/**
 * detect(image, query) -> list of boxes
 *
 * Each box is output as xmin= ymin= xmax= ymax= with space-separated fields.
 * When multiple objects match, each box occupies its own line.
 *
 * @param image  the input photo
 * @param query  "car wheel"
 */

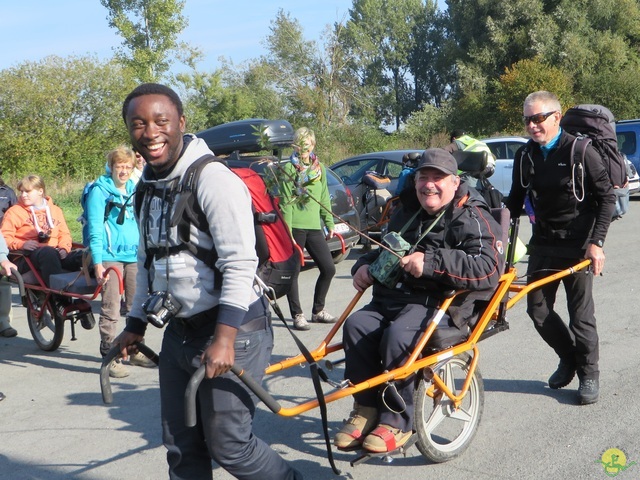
xmin=331 ymin=247 xmax=351 ymax=264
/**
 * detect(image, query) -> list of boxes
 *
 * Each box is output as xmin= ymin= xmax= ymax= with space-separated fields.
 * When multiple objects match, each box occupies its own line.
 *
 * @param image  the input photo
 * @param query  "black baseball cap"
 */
xmin=415 ymin=148 xmax=458 ymax=176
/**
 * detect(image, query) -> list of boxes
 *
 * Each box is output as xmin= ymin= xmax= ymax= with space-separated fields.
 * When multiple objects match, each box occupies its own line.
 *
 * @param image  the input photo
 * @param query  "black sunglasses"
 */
xmin=523 ymin=111 xmax=557 ymax=125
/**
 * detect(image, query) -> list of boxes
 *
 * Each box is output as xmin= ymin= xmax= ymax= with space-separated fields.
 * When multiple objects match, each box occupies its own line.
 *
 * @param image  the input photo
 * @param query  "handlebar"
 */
xmin=184 ymin=364 xmax=282 ymax=427
xmin=100 ymin=342 xmax=159 ymax=404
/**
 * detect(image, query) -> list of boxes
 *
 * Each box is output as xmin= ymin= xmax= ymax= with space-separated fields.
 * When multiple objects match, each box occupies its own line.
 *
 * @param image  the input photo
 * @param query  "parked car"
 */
xmin=615 ymin=120 xmax=640 ymax=194
xmin=330 ymin=150 xmax=423 ymax=209
xmin=196 ymin=120 xmax=361 ymax=263
xmin=330 ymin=150 xmax=422 ymax=243
xmin=481 ymin=136 xmax=529 ymax=198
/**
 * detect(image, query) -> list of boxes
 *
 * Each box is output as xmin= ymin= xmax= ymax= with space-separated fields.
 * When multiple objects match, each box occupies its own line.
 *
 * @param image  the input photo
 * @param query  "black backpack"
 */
xmin=135 ymin=155 xmax=299 ymax=298
xmin=559 ymin=104 xmax=630 ymax=220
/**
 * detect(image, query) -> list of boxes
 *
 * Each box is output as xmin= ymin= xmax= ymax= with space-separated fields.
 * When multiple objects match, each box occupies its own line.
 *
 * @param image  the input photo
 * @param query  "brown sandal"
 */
xmin=333 ymin=404 xmax=378 ymax=450
xmin=362 ymin=424 xmax=412 ymax=453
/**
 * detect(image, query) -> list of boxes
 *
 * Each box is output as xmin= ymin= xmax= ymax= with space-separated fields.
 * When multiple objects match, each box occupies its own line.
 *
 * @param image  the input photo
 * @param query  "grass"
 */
xmin=51 ymin=179 xmax=86 ymax=244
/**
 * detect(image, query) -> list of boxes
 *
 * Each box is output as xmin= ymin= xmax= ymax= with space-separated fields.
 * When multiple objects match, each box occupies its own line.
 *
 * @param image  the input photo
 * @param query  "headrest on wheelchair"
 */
xmin=452 ymin=150 xmax=488 ymax=175
xmin=402 ymin=152 xmax=421 ymax=168
xmin=362 ymin=171 xmax=391 ymax=190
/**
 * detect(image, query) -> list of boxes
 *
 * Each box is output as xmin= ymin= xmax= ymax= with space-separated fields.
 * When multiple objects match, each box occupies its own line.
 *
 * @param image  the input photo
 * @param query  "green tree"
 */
xmin=100 ymin=0 xmax=195 ymax=82
xmin=407 ymin=0 xmax=452 ymax=108
xmin=0 ymin=55 xmax=135 ymax=180
xmin=496 ymin=57 xmax=573 ymax=132
xmin=259 ymin=10 xmax=357 ymax=128
xmin=343 ymin=0 xmax=424 ymax=129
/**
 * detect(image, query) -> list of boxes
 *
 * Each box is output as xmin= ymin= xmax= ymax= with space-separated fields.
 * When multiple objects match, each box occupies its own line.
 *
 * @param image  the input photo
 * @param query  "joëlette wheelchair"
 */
xmin=99 ymin=213 xmax=592 ymax=470
xmin=8 ymin=245 xmax=123 ymax=351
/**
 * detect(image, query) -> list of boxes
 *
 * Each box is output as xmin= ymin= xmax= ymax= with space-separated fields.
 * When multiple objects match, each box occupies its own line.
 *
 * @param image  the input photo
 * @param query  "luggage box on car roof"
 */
xmin=196 ymin=119 xmax=294 ymax=155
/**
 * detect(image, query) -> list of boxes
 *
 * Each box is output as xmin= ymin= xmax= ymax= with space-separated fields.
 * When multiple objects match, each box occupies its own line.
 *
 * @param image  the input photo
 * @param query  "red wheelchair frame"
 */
xmin=8 ymin=245 xmax=123 ymax=351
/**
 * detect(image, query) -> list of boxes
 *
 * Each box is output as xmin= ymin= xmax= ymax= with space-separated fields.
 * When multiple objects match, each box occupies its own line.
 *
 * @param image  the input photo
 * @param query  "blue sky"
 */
xmin=0 ymin=0 xmax=361 ymax=73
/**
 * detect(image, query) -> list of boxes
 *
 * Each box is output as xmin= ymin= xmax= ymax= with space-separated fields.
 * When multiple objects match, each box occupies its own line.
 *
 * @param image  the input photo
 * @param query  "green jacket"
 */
xmin=279 ymin=162 xmax=335 ymax=231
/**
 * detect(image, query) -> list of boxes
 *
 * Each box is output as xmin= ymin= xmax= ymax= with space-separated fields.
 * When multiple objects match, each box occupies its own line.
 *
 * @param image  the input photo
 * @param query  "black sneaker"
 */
xmin=79 ymin=313 xmax=96 ymax=330
xmin=548 ymin=360 xmax=576 ymax=389
xmin=578 ymin=378 xmax=599 ymax=405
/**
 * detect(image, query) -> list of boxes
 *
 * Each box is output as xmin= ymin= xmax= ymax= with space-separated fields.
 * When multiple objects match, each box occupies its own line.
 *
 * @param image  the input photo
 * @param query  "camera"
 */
xmin=38 ymin=231 xmax=51 ymax=243
xmin=142 ymin=291 xmax=182 ymax=328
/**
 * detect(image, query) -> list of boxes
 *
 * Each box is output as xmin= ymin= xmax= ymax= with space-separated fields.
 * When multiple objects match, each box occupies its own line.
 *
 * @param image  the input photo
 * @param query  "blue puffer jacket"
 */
xmin=86 ymin=174 xmax=139 ymax=265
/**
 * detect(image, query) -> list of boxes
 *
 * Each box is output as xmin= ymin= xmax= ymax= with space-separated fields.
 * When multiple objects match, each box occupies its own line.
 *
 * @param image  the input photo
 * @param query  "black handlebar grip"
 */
xmin=100 ymin=346 xmax=121 ymax=404
xmin=185 ymin=365 xmax=206 ymax=427
xmin=230 ymin=365 xmax=281 ymax=414
xmin=100 ymin=342 xmax=159 ymax=404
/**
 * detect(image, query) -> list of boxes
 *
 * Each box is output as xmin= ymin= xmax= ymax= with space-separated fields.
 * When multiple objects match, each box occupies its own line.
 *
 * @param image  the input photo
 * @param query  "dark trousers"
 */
xmin=287 ymin=228 xmax=336 ymax=316
xmin=18 ymin=246 xmax=76 ymax=286
xmin=342 ymin=300 xmax=440 ymax=433
xmin=159 ymin=300 xmax=301 ymax=480
xmin=526 ymin=254 xmax=599 ymax=379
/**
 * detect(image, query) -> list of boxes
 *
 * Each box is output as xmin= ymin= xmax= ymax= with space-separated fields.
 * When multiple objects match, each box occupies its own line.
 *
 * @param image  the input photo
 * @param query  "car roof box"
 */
xmin=196 ymin=119 xmax=294 ymax=155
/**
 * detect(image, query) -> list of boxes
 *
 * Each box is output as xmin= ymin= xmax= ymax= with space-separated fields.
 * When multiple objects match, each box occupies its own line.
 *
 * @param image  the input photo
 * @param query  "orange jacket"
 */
xmin=0 ymin=197 xmax=72 ymax=252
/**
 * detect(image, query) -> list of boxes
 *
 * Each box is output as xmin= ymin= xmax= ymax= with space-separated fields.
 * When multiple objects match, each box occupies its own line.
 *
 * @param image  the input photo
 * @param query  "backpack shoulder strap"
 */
xmin=170 ymin=153 xmax=218 ymax=234
xmin=570 ymin=137 xmax=590 ymax=202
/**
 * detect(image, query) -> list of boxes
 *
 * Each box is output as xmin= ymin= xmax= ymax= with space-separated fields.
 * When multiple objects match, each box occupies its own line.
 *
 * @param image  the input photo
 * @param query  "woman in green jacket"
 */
xmin=279 ymin=127 xmax=337 ymax=330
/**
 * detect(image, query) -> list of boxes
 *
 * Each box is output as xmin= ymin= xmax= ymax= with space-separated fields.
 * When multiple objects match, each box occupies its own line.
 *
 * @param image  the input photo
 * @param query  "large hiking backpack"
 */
xmin=135 ymin=155 xmax=299 ymax=299
xmin=559 ymin=104 xmax=630 ymax=220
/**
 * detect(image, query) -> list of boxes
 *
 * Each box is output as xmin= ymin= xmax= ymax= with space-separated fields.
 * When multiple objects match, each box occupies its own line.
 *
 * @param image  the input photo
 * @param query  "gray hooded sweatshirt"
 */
xmin=127 ymin=135 xmax=259 ymax=332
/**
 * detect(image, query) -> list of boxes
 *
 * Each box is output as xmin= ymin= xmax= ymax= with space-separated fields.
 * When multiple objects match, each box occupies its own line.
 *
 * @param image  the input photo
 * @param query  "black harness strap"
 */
xmin=262 ymin=288 xmax=342 ymax=476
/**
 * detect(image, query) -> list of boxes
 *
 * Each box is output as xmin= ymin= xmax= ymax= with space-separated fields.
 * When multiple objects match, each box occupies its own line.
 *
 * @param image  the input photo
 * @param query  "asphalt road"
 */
xmin=2 ymin=201 xmax=640 ymax=480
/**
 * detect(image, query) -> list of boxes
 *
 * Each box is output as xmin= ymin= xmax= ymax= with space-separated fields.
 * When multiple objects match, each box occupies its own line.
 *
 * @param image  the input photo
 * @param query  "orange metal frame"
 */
xmin=263 ymin=259 xmax=592 ymax=417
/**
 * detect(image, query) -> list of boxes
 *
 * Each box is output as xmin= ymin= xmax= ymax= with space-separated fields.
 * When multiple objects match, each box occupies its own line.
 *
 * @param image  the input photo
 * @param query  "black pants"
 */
xmin=526 ymin=254 xmax=599 ymax=379
xmin=18 ymin=246 xmax=76 ymax=286
xmin=343 ymin=300 xmax=444 ymax=433
xmin=287 ymin=228 xmax=336 ymax=316
xmin=160 ymin=298 xmax=301 ymax=480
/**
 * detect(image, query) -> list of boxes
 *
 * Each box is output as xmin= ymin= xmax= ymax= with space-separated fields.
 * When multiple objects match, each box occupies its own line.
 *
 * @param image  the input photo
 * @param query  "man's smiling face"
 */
xmin=125 ymin=93 xmax=185 ymax=173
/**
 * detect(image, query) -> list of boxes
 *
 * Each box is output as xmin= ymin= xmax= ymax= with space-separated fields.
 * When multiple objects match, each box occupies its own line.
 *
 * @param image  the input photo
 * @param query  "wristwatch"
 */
xmin=589 ymin=239 xmax=604 ymax=248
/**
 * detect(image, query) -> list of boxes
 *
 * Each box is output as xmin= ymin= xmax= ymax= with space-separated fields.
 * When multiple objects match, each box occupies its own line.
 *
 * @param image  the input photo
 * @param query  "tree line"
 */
xmin=2 ymin=0 xmax=640 ymax=182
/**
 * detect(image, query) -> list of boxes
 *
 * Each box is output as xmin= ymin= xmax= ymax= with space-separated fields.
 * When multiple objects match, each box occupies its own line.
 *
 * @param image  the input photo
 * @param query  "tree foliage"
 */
xmin=100 ymin=0 xmax=194 ymax=82
xmin=0 ymin=56 xmax=136 ymax=181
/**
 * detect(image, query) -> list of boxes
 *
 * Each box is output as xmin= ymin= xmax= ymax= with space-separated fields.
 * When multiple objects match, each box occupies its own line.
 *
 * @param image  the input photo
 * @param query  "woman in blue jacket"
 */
xmin=87 ymin=146 xmax=150 ymax=377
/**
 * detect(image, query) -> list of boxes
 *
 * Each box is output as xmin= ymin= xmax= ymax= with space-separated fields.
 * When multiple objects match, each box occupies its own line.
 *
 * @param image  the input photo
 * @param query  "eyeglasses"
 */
xmin=523 ymin=111 xmax=557 ymax=125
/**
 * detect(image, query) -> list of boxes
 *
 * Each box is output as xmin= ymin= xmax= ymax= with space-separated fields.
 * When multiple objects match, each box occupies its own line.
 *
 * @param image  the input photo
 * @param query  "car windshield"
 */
xmin=332 ymin=158 xmax=379 ymax=184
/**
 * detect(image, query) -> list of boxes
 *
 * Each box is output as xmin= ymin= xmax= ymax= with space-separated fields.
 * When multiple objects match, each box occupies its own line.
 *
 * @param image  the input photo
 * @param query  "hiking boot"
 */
xmin=334 ymin=404 xmax=378 ymax=450
xmin=548 ymin=360 xmax=576 ymax=389
xmin=311 ymin=310 xmax=337 ymax=324
xmin=293 ymin=314 xmax=310 ymax=331
xmin=0 ymin=327 xmax=17 ymax=337
xmin=109 ymin=359 xmax=130 ymax=378
xmin=129 ymin=352 xmax=157 ymax=368
xmin=578 ymin=378 xmax=599 ymax=405
xmin=362 ymin=424 xmax=412 ymax=453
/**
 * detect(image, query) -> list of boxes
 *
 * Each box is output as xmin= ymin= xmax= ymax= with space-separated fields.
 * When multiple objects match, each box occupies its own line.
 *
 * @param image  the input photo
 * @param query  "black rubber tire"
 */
xmin=414 ymin=353 xmax=484 ymax=463
xmin=331 ymin=247 xmax=351 ymax=264
xmin=26 ymin=291 xmax=64 ymax=352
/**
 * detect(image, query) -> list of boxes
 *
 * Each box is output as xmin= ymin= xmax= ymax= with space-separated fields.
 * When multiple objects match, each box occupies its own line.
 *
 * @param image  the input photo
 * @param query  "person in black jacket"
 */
xmin=506 ymin=91 xmax=615 ymax=405
xmin=334 ymin=148 xmax=503 ymax=454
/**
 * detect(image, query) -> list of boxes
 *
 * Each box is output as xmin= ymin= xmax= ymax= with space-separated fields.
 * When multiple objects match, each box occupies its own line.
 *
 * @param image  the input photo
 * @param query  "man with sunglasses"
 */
xmin=506 ymin=91 xmax=615 ymax=405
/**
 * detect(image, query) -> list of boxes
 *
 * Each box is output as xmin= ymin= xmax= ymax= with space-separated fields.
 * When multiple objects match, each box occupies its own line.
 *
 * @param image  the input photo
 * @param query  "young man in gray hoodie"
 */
xmin=114 ymin=83 xmax=302 ymax=480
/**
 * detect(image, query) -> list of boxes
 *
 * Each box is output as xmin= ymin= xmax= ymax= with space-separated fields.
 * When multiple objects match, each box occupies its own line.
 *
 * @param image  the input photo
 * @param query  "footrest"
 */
xmin=350 ymin=434 xmax=417 ymax=467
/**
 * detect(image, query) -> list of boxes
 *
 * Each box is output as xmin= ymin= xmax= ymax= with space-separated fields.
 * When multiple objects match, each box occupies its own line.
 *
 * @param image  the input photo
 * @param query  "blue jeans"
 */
xmin=159 ymin=303 xmax=301 ymax=480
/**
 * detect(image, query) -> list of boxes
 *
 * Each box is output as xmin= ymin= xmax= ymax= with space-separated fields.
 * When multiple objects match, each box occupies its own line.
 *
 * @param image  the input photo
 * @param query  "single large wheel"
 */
xmin=414 ymin=353 xmax=484 ymax=463
xmin=26 ymin=290 xmax=64 ymax=351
